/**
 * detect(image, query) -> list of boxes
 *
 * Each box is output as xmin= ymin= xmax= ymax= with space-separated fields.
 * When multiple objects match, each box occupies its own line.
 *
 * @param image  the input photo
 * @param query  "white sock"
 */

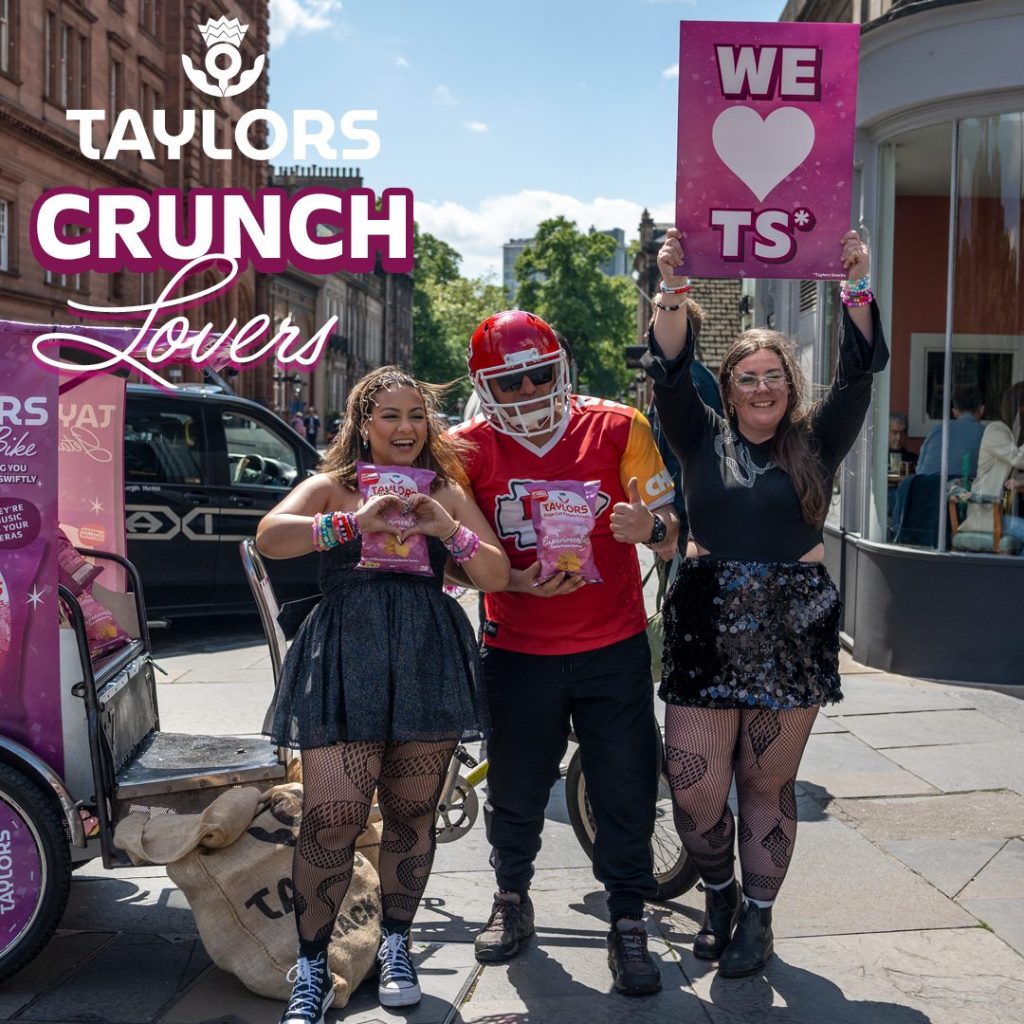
xmin=746 ymin=896 xmax=774 ymax=909
xmin=704 ymin=876 xmax=735 ymax=891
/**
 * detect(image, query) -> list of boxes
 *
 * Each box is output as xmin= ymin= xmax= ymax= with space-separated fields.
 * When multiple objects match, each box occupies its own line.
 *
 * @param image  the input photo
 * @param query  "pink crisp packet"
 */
xmin=356 ymin=463 xmax=437 ymax=576
xmin=527 ymin=480 xmax=603 ymax=585
xmin=56 ymin=528 xmax=104 ymax=595
xmin=59 ymin=590 xmax=132 ymax=660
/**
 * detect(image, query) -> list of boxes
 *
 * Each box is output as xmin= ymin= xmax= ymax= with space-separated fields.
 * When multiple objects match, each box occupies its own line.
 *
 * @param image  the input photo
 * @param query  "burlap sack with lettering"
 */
xmin=115 ymin=783 xmax=382 ymax=1007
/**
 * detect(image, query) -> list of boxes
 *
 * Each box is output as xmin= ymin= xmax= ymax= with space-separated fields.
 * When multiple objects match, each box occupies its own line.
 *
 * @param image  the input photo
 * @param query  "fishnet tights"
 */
xmin=293 ymin=739 xmax=456 ymax=946
xmin=664 ymin=705 xmax=817 ymax=902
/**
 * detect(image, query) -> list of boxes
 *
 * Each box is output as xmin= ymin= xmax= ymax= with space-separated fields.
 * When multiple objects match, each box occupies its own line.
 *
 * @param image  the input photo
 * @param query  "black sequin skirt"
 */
xmin=659 ymin=559 xmax=842 ymax=710
xmin=265 ymin=574 xmax=487 ymax=749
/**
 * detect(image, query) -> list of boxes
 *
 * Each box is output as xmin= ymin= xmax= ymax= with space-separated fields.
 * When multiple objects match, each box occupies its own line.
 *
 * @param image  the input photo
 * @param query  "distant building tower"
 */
xmin=502 ymin=237 xmax=534 ymax=301
xmin=503 ymin=227 xmax=629 ymax=302
xmin=591 ymin=227 xmax=628 ymax=278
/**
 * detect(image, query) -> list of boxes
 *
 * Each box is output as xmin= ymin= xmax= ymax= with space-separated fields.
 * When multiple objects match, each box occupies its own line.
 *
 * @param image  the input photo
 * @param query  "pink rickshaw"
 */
xmin=0 ymin=320 xmax=286 ymax=981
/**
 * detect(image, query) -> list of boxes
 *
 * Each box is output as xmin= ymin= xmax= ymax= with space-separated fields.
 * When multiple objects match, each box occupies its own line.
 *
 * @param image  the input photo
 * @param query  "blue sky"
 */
xmin=267 ymin=0 xmax=787 ymax=278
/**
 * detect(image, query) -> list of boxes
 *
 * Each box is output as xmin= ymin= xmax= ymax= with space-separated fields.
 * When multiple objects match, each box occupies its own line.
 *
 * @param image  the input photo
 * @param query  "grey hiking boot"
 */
xmin=607 ymin=919 xmax=661 ymax=996
xmin=474 ymin=890 xmax=535 ymax=962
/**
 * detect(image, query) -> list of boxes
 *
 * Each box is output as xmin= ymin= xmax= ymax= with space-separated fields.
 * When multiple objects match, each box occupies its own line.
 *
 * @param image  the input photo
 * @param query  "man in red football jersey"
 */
xmin=451 ymin=310 xmax=679 ymax=996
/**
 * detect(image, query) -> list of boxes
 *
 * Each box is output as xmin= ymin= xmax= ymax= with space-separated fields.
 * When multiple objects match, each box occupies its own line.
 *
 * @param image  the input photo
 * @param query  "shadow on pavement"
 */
xmin=702 ymin=954 xmax=933 ymax=1024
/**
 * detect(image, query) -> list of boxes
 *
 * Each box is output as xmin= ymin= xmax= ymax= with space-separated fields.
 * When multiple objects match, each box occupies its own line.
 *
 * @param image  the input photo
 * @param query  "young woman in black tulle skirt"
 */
xmin=644 ymin=229 xmax=887 ymax=978
xmin=257 ymin=367 xmax=509 ymax=1023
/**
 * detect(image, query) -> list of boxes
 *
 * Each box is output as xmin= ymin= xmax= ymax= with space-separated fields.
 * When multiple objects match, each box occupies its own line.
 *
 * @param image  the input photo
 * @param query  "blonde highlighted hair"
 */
xmin=320 ymin=366 xmax=469 ymax=491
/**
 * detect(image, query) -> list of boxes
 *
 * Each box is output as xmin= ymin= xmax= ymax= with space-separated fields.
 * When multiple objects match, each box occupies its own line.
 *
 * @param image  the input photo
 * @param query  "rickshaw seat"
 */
xmin=114 ymin=731 xmax=284 ymax=802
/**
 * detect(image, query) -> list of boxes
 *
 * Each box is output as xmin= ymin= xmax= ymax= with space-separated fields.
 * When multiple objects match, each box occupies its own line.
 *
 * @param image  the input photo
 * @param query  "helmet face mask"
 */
xmin=468 ymin=311 xmax=572 ymax=439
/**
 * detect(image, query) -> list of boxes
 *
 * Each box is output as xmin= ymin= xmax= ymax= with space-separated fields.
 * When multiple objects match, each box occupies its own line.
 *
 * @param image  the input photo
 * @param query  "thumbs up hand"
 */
xmin=610 ymin=477 xmax=655 ymax=544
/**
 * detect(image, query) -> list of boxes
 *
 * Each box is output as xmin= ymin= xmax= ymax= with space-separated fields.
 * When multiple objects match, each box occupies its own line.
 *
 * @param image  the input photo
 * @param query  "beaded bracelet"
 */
xmin=658 ymin=281 xmax=692 ymax=295
xmin=840 ymin=287 xmax=874 ymax=308
xmin=312 ymin=511 xmax=361 ymax=551
xmin=654 ymin=298 xmax=687 ymax=312
xmin=843 ymin=275 xmax=870 ymax=292
xmin=443 ymin=523 xmax=480 ymax=565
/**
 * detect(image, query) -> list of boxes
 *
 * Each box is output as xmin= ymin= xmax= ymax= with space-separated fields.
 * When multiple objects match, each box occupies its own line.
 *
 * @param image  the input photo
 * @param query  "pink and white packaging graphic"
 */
xmin=356 ymin=463 xmax=436 ymax=577
xmin=527 ymin=480 xmax=603 ymax=586
xmin=675 ymin=20 xmax=860 ymax=280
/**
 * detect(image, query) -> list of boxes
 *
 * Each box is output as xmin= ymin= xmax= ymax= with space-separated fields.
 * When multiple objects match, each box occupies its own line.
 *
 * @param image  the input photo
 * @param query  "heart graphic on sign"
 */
xmin=712 ymin=106 xmax=815 ymax=202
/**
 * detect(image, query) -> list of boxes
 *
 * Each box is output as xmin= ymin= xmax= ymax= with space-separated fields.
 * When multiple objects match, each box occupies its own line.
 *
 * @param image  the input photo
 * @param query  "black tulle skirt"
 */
xmin=265 ymin=572 xmax=487 ymax=749
xmin=659 ymin=559 xmax=842 ymax=710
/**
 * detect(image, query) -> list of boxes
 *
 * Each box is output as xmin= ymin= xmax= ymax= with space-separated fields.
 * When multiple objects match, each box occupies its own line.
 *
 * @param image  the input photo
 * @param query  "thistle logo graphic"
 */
xmin=182 ymin=17 xmax=265 ymax=99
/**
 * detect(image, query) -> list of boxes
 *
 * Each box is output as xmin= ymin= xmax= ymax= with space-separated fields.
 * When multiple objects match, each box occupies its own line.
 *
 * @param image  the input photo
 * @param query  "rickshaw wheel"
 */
xmin=0 ymin=763 xmax=72 ymax=983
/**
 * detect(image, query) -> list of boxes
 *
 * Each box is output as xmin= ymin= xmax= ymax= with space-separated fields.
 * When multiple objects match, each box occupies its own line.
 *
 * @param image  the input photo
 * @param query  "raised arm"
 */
xmin=812 ymin=232 xmax=890 ymax=469
xmin=641 ymin=228 xmax=717 ymax=460
xmin=649 ymin=227 xmax=690 ymax=359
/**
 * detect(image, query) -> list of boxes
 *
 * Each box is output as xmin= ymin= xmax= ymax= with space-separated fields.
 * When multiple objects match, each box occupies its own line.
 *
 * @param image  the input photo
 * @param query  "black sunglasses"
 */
xmin=494 ymin=366 xmax=555 ymax=393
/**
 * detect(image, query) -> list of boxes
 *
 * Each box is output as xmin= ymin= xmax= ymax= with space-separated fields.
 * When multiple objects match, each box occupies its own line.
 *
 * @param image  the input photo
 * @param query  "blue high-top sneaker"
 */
xmin=377 ymin=922 xmax=422 ymax=1007
xmin=280 ymin=951 xmax=334 ymax=1024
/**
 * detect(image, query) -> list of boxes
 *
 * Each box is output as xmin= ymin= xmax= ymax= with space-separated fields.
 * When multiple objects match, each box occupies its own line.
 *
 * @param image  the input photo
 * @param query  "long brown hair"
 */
xmin=320 ymin=366 xmax=469 ymax=491
xmin=1000 ymin=380 xmax=1024 ymax=446
xmin=718 ymin=329 xmax=827 ymax=528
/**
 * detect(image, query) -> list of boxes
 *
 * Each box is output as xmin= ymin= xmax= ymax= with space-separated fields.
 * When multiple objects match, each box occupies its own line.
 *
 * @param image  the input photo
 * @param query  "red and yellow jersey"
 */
xmin=452 ymin=395 xmax=675 ymax=655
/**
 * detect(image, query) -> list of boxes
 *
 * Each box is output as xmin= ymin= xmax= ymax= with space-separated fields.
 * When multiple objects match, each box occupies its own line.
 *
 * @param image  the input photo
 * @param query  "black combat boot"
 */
xmin=693 ymin=879 xmax=741 ymax=960
xmin=717 ymin=900 xmax=774 ymax=978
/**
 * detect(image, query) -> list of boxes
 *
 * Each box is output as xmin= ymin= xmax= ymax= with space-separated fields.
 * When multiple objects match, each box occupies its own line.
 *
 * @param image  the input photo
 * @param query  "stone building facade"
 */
xmin=265 ymin=165 xmax=414 ymax=428
xmin=0 ymin=0 xmax=275 ymax=403
xmin=633 ymin=210 xmax=742 ymax=404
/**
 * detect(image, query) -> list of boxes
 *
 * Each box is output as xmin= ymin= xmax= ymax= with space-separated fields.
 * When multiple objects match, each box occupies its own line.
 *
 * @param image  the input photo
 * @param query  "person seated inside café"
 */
xmin=916 ymin=386 xmax=986 ymax=480
xmin=888 ymin=411 xmax=918 ymax=476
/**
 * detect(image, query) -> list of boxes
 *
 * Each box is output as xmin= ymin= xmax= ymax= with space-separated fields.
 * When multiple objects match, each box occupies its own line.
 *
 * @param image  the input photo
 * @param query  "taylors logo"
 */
xmin=65 ymin=18 xmax=379 ymax=164
xmin=182 ymin=17 xmax=266 ymax=99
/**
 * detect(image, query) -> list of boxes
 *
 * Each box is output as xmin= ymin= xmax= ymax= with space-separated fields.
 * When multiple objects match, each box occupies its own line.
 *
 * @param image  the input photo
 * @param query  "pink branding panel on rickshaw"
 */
xmin=0 ymin=327 xmax=60 ymax=773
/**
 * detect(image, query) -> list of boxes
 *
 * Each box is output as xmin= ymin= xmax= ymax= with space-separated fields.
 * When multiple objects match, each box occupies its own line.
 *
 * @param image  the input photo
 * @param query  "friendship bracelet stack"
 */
xmin=440 ymin=520 xmax=481 ymax=565
xmin=840 ymin=275 xmax=873 ymax=308
xmin=312 ymin=510 xmax=361 ymax=551
xmin=655 ymin=279 xmax=692 ymax=312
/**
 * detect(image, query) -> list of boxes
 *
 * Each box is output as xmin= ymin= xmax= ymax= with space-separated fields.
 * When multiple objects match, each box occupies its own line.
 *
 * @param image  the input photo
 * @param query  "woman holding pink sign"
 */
xmin=257 ymin=366 xmax=508 ymax=1022
xmin=644 ymin=228 xmax=886 ymax=978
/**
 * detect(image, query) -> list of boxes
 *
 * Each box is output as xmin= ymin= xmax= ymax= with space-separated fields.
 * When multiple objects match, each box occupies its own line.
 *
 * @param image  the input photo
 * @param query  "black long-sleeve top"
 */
xmin=642 ymin=303 xmax=888 ymax=562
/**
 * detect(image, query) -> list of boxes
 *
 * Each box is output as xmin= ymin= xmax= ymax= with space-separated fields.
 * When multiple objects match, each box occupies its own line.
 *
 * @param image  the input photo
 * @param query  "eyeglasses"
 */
xmin=494 ymin=366 xmax=555 ymax=393
xmin=731 ymin=370 xmax=788 ymax=393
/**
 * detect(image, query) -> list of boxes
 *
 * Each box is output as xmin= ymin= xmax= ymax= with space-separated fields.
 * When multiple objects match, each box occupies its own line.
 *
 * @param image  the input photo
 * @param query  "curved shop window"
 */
xmin=878 ymin=112 xmax=1024 ymax=560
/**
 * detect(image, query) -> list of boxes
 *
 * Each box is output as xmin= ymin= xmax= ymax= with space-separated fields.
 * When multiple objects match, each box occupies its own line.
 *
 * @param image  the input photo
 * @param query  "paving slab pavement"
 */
xmin=6 ymin=608 xmax=1024 ymax=1022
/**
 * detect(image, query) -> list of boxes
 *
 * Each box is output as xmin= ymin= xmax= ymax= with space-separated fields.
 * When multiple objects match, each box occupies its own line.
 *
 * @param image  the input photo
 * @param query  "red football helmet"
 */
xmin=467 ymin=310 xmax=571 ymax=437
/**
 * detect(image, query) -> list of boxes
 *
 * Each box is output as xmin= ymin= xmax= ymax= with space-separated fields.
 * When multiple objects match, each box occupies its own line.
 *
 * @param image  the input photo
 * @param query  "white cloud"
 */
xmin=415 ymin=190 xmax=674 ymax=280
xmin=433 ymin=84 xmax=458 ymax=106
xmin=464 ymin=121 xmax=488 ymax=133
xmin=270 ymin=0 xmax=343 ymax=46
xmin=395 ymin=55 xmax=410 ymax=69
xmin=662 ymin=63 xmax=679 ymax=79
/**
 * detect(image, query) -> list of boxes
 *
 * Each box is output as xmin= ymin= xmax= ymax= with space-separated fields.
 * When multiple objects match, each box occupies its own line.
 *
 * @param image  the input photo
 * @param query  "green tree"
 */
xmin=514 ymin=217 xmax=634 ymax=400
xmin=412 ymin=226 xmax=506 ymax=411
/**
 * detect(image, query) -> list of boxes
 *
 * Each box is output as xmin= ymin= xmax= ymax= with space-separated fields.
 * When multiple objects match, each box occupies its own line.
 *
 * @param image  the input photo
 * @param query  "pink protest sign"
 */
xmin=0 ymin=330 xmax=61 ymax=772
xmin=676 ymin=20 xmax=859 ymax=279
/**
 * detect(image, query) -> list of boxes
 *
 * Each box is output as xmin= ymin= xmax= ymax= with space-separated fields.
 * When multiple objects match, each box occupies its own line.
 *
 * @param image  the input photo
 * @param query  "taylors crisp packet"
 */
xmin=356 ymin=463 xmax=436 ymax=576
xmin=527 ymin=480 xmax=603 ymax=585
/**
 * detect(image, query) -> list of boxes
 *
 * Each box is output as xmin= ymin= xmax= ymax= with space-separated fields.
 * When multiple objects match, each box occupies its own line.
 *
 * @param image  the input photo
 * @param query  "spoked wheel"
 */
xmin=435 ymin=775 xmax=480 ymax=843
xmin=0 ymin=763 xmax=72 ymax=982
xmin=565 ymin=743 xmax=698 ymax=902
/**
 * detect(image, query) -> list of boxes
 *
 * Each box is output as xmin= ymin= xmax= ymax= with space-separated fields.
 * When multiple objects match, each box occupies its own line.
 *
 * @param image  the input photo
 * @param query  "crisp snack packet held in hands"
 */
xmin=527 ymin=480 xmax=603 ymax=585
xmin=356 ymin=463 xmax=436 ymax=576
